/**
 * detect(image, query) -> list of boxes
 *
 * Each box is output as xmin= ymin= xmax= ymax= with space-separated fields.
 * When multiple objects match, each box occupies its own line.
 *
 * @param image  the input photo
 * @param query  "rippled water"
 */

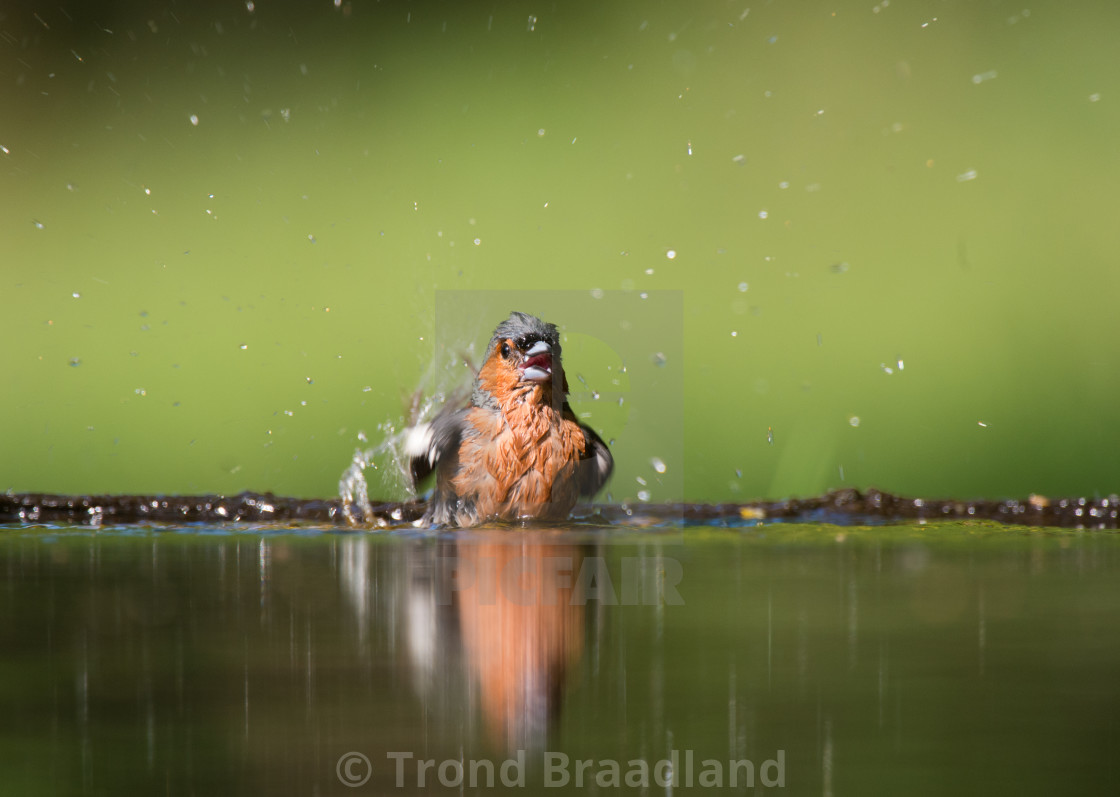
xmin=3 ymin=524 xmax=1118 ymax=795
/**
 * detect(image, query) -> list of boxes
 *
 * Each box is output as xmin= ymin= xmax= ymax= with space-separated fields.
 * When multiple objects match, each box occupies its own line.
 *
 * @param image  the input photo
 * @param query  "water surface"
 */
xmin=3 ymin=524 xmax=1117 ymax=795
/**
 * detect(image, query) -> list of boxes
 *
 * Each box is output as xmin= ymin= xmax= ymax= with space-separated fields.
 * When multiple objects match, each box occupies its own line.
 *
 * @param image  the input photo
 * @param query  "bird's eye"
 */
xmin=500 ymin=341 xmax=511 ymax=359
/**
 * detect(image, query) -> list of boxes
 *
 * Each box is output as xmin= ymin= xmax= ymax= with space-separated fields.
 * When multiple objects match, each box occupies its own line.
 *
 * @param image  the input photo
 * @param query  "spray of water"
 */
xmin=338 ymin=343 xmax=478 ymax=526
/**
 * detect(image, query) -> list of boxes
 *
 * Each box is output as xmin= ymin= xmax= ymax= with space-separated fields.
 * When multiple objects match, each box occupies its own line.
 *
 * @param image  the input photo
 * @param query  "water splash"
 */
xmin=339 ymin=407 xmax=436 ymax=527
xmin=338 ymin=447 xmax=379 ymax=526
xmin=339 ymin=343 xmax=478 ymax=526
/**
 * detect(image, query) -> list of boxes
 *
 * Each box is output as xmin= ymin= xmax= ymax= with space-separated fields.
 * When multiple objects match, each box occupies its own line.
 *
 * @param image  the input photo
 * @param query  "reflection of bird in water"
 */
xmin=453 ymin=535 xmax=585 ymax=752
xmin=408 ymin=312 xmax=613 ymax=528
xmin=342 ymin=534 xmax=587 ymax=752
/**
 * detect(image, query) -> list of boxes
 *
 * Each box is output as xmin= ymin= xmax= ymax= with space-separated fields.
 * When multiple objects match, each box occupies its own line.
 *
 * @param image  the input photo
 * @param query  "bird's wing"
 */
xmin=576 ymin=420 xmax=614 ymax=498
xmin=406 ymin=407 xmax=469 ymax=487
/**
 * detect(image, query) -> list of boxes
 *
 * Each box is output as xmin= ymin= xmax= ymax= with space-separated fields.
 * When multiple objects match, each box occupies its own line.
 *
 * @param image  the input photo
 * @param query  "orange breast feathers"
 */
xmin=453 ymin=403 xmax=589 ymax=521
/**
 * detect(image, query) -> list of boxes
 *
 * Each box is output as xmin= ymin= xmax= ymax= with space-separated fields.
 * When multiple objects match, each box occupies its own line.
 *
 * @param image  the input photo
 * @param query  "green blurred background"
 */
xmin=3 ymin=0 xmax=1118 ymax=503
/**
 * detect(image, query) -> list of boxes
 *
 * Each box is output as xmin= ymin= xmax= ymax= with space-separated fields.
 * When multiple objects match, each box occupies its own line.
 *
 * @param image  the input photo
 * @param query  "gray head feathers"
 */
xmin=485 ymin=311 xmax=561 ymax=360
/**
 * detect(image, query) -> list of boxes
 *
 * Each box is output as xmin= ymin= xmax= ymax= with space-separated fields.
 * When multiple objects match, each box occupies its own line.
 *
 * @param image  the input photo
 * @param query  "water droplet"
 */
xmin=651 ymin=457 xmax=666 ymax=474
xmin=590 ymin=288 xmax=604 ymax=299
xmin=971 ymin=70 xmax=998 ymax=84
xmin=1089 ymin=92 xmax=1101 ymax=102
xmin=636 ymin=476 xmax=647 ymax=486
xmin=956 ymin=169 xmax=978 ymax=182
xmin=473 ymin=238 xmax=481 ymax=246
xmin=652 ymin=352 xmax=667 ymax=367
xmin=33 ymin=220 xmax=45 ymax=230
xmin=666 ymin=249 xmax=677 ymax=259
xmin=308 ymin=233 xmax=316 ymax=243
xmin=735 ymin=468 xmax=742 ymax=478
xmin=737 ymin=282 xmax=749 ymax=292
xmin=189 ymin=114 xmax=199 ymax=126
xmin=758 ymin=210 xmax=768 ymax=219
xmin=637 ymin=490 xmax=650 ymax=501
xmin=767 ymin=427 xmax=774 ymax=445
xmin=71 ymin=292 xmax=80 ymax=299
xmin=239 ymin=343 xmax=248 ymax=350
xmin=848 ymin=416 xmax=861 ymax=427
xmin=527 ymin=15 xmax=537 ymax=32
xmin=732 ymin=154 xmax=745 ymax=164
xmin=977 ymin=421 xmax=988 ymax=428
xmin=69 ymin=358 xmax=81 ymax=367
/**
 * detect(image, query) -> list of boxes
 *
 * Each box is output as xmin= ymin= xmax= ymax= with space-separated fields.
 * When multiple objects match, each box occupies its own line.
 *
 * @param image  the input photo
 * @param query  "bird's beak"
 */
xmin=518 ymin=340 xmax=553 ymax=383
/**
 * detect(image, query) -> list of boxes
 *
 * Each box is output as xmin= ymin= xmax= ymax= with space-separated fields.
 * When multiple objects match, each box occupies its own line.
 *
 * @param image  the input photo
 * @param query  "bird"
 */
xmin=407 ymin=311 xmax=613 ymax=528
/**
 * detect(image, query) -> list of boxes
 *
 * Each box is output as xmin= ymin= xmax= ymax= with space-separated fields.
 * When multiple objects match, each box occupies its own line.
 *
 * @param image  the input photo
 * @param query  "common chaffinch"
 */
xmin=408 ymin=312 xmax=613 ymax=527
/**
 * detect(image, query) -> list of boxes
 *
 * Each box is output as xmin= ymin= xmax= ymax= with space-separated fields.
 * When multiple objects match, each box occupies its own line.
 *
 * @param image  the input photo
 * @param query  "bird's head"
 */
xmin=473 ymin=311 xmax=568 ymax=410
